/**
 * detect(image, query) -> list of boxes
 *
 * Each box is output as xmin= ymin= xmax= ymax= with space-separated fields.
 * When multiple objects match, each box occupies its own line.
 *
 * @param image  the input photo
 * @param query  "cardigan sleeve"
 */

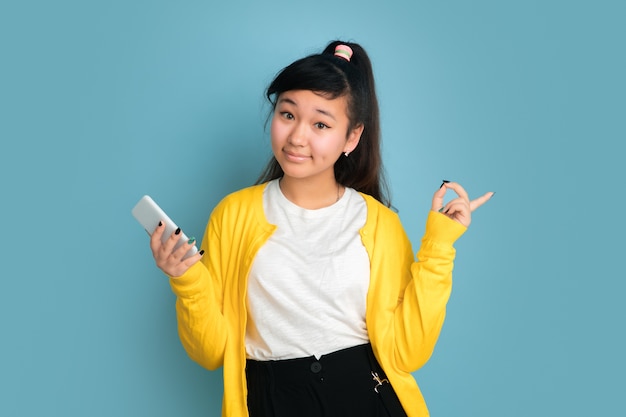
xmin=392 ymin=211 xmax=466 ymax=372
xmin=168 ymin=209 xmax=229 ymax=371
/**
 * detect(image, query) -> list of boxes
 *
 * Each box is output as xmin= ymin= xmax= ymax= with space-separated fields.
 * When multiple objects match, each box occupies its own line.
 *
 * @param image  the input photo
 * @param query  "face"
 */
xmin=270 ymin=89 xmax=363 ymax=183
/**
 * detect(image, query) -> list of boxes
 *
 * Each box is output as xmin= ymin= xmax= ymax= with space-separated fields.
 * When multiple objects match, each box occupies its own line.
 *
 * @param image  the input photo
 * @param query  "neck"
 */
xmin=279 ymin=176 xmax=344 ymax=209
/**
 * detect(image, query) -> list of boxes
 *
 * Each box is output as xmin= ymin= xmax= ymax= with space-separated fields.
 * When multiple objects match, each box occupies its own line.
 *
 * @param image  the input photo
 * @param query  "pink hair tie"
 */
xmin=334 ymin=44 xmax=353 ymax=62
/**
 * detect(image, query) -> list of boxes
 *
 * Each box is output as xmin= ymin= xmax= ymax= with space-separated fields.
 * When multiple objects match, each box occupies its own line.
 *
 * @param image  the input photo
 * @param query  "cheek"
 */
xmin=269 ymin=117 xmax=280 ymax=145
xmin=318 ymin=133 xmax=348 ymax=156
xmin=270 ymin=117 xmax=286 ymax=154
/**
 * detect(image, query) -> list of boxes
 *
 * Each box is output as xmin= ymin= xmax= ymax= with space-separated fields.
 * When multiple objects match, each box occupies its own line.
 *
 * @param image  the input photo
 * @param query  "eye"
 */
xmin=279 ymin=111 xmax=294 ymax=120
xmin=314 ymin=122 xmax=329 ymax=129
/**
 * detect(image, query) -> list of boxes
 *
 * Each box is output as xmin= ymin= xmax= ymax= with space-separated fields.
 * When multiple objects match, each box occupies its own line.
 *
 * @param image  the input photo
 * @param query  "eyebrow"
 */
xmin=278 ymin=97 xmax=337 ymax=121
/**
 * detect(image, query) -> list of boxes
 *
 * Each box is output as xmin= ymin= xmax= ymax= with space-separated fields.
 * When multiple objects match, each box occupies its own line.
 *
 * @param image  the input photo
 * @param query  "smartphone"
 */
xmin=131 ymin=195 xmax=198 ymax=260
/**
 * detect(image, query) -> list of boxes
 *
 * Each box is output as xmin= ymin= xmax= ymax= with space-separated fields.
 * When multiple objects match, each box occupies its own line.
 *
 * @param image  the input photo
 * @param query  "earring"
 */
xmin=344 ymin=151 xmax=350 ymax=157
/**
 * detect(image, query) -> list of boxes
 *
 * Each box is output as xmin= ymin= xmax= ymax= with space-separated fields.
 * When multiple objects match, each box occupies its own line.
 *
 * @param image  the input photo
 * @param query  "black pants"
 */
xmin=245 ymin=344 xmax=399 ymax=417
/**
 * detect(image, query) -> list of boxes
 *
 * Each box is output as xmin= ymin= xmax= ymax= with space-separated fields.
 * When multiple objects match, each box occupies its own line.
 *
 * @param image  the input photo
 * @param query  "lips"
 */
xmin=283 ymin=149 xmax=310 ymax=162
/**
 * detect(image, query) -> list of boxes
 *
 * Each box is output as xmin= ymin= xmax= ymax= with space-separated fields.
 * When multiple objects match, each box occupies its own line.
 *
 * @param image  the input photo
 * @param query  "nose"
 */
xmin=287 ymin=122 xmax=308 ymax=146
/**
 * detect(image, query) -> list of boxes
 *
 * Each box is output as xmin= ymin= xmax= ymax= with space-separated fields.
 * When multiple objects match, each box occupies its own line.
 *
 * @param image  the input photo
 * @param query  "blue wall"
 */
xmin=2 ymin=1 xmax=624 ymax=415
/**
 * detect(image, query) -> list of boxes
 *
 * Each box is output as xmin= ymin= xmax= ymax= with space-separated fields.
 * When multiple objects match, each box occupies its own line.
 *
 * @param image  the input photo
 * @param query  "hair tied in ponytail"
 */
xmin=334 ymin=44 xmax=353 ymax=61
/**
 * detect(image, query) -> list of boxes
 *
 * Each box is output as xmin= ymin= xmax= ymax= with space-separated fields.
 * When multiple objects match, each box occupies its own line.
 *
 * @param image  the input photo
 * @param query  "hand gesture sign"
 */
xmin=431 ymin=181 xmax=494 ymax=228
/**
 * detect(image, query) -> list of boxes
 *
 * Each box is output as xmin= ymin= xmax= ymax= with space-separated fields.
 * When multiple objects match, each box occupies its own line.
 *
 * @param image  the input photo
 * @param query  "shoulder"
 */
xmin=357 ymin=192 xmax=413 ymax=260
xmin=358 ymin=192 xmax=409 ymax=251
xmin=215 ymin=183 xmax=266 ymax=210
xmin=207 ymin=183 xmax=268 ymax=224
xmin=358 ymin=192 xmax=402 ymax=227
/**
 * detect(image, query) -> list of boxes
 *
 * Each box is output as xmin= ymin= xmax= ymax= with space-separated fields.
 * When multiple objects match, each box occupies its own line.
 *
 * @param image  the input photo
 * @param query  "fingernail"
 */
xmin=187 ymin=237 xmax=196 ymax=244
xmin=440 ymin=180 xmax=450 ymax=188
xmin=438 ymin=206 xmax=445 ymax=213
xmin=158 ymin=221 xmax=162 ymax=227
xmin=175 ymin=227 xmax=181 ymax=235
xmin=490 ymin=192 xmax=496 ymax=198
xmin=199 ymin=250 xmax=205 ymax=256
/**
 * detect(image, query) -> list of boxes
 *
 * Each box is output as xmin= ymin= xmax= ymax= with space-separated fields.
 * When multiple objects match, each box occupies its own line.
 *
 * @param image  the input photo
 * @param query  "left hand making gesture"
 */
xmin=431 ymin=181 xmax=494 ymax=228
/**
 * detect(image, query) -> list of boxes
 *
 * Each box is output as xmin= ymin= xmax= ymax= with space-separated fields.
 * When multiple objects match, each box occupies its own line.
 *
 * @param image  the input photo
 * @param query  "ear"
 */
xmin=344 ymin=124 xmax=364 ymax=154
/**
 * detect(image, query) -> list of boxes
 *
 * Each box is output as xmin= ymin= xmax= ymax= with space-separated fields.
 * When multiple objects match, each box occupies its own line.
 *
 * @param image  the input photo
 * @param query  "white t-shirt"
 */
xmin=245 ymin=179 xmax=370 ymax=360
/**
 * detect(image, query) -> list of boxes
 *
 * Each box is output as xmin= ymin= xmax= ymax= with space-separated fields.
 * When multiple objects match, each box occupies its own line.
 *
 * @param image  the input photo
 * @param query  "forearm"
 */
xmin=393 ymin=212 xmax=466 ymax=371
xmin=170 ymin=261 xmax=228 ymax=370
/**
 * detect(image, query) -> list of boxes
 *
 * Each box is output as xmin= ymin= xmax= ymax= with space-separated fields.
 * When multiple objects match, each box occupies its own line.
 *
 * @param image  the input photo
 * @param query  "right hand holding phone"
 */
xmin=150 ymin=222 xmax=204 ymax=278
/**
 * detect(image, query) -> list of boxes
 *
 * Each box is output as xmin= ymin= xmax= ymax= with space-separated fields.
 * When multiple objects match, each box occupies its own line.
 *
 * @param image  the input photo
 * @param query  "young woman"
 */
xmin=149 ymin=40 xmax=493 ymax=417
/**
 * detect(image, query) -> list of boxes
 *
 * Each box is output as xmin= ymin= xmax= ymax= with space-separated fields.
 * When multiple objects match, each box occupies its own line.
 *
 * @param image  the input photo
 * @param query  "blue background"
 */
xmin=2 ymin=0 xmax=624 ymax=415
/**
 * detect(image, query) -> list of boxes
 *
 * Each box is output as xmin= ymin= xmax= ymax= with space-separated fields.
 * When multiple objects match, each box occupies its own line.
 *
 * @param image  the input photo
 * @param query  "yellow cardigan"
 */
xmin=169 ymin=183 xmax=466 ymax=417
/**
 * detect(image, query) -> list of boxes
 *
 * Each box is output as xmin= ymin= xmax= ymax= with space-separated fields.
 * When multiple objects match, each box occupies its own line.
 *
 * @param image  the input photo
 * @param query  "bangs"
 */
xmin=267 ymin=55 xmax=350 ymax=104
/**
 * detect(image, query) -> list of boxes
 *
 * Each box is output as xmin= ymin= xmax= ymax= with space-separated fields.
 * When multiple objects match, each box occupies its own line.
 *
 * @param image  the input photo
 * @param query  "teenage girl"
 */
xmin=149 ymin=40 xmax=493 ymax=417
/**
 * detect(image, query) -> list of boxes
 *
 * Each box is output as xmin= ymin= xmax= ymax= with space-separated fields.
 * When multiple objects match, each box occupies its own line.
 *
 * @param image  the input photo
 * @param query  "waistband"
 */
xmin=246 ymin=343 xmax=377 ymax=382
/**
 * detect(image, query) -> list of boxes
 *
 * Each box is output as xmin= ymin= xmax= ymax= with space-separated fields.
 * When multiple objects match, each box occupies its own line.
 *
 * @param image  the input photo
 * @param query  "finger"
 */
xmin=150 ymin=221 xmax=165 ymax=252
xmin=182 ymin=249 xmax=204 ymax=268
xmin=162 ymin=227 xmax=184 ymax=255
xmin=431 ymin=182 xmax=448 ymax=212
xmin=469 ymin=192 xmax=495 ymax=212
xmin=172 ymin=236 xmax=197 ymax=260
xmin=443 ymin=199 xmax=469 ymax=216
xmin=439 ymin=196 xmax=465 ymax=212
xmin=168 ymin=249 xmax=204 ymax=278
xmin=443 ymin=181 xmax=469 ymax=202
xmin=442 ymin=201 xmax=472 ymax=227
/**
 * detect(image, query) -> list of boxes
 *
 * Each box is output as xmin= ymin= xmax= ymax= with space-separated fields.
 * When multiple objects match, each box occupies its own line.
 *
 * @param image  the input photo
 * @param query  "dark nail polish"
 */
xmin=175 ymin=227 xmax=181 ymax=235
xmin=199 ymin=250 xmax=205 ymax=256
xmin=187 ymin=237 xmax=196 ymax=244
xmin=158 ymin=221 xmax=162 ymax=227
xmin=440 ymin=180 xmax=450 ymax=188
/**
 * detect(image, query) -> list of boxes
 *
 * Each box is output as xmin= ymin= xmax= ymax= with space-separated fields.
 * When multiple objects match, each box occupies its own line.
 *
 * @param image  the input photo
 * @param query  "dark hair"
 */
xmin=255 ymin=40 xmax=390 ymax=206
